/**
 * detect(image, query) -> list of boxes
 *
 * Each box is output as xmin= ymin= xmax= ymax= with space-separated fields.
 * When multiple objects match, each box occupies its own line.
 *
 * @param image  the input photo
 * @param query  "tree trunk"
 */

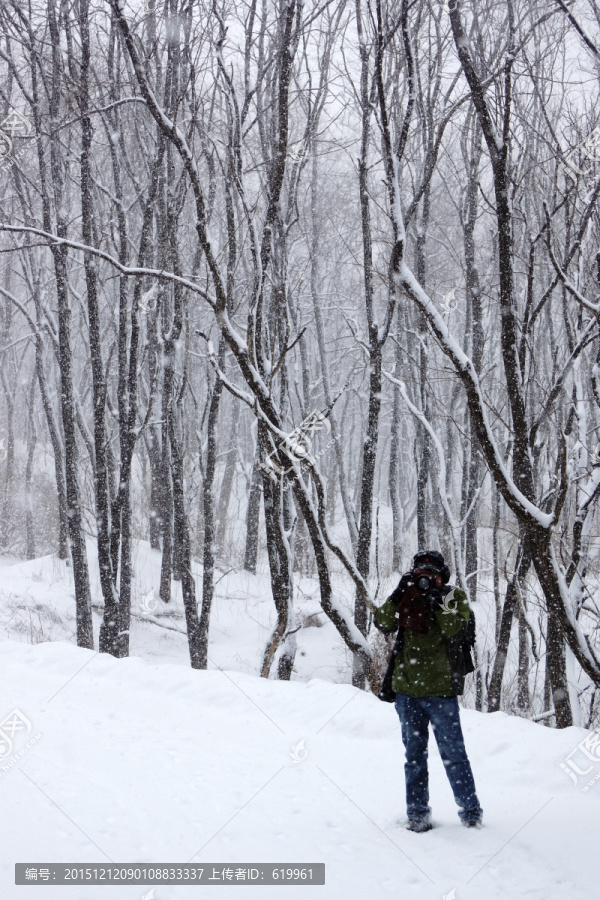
xmin=389 ymin=324 xmax=403 ymax=572
xmin=216 ymin=398 xmax=239 ymax=554
xmin=517 ymin=596 xmax=531 ymax=713
xmin=170 ymin=404 xmax=201 ymax=668
xmin=244 ymin=441 xmax=262 ymax=574
xmin=159 ymin=410 xmax=174 ymax=604
xmin=488 ymin=540 xmax=531 ymax=712
xmin=260 ymin=434 xmax=296 ymax=681
xmin=24 ymin=371 xmax=37 ymax=560
xmin=80 ymin=0 xmax=120 ymax=656
xmin=198 ymin=340 xmax=225 ymax=669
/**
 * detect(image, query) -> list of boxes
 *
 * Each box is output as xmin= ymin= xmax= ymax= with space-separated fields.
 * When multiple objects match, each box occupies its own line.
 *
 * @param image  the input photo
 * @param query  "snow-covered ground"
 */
xmin=1 ymin=547 xmax=598 ymax=899
xmin=0 ymin=542 xmax=359 ymax=685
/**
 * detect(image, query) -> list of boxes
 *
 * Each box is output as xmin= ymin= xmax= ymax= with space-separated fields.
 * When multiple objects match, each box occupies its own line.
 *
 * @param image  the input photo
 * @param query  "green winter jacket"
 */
xmin=374 ymin=587 xmax=471 ymax=697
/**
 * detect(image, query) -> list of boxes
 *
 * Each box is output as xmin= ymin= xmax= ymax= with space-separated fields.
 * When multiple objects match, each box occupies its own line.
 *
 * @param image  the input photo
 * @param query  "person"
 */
xmin=374 ymin=550 xmax=483 ymax=832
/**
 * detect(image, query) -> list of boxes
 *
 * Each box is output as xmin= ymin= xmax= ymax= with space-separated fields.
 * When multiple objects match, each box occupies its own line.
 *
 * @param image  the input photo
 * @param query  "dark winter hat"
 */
xmin=412 ymin=550 xmax=450 ymax=583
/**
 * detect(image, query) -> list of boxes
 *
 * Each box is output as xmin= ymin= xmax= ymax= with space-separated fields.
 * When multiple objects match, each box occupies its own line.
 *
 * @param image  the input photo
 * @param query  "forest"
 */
xmin=0 ymin=0 xmax=599 ymax=732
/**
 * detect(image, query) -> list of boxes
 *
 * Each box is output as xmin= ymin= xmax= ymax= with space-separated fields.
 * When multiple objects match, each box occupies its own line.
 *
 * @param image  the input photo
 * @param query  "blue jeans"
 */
xmin=394 ymin=693 xmax=483 ymax=824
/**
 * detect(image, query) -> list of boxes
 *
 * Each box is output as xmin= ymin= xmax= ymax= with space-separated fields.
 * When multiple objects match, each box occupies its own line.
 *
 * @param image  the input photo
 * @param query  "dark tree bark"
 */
xmin=46 ymin=0 xmax=93 ymax=648
xmin=260 ymin=422 xmax=295 ymax=680
xmin=24 ymin=371 xmax=37 ymax=560
xmin=198 ymin=339 xmax=225 ymax=670
xmin=216 ymin=398 xmax=240 ymax=553
xmin=517 ymin=595 xmax=531 ymax=713
xmin=388 ymin=325 xmax=403 ymax=572
xmin=488 ymin=541 xmax=531 ymax=713
xmin=146 ymin=425 xmax=164 ymax=550
xmin=244 ymin=442 xmax=262 ymax=574
xmin=79 ymin=0 xmax=120 ymax=655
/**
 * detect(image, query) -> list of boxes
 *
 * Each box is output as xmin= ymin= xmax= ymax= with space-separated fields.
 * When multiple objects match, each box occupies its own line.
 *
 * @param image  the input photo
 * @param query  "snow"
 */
xmin=0 ymin=551 xmax=598 ymax=899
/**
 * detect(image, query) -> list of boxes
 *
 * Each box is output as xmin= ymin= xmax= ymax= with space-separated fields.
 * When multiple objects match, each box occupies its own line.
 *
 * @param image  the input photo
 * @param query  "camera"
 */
xmin=414 ymin=575 xmax=433 ymax=594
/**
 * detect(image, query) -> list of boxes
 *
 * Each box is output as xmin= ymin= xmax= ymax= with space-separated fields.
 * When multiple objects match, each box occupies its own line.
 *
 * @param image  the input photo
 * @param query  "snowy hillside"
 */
xmin=2 ymin=634 xmax=597 ymax=900
xmin=0 ymin=542 xmax=363 ymax=684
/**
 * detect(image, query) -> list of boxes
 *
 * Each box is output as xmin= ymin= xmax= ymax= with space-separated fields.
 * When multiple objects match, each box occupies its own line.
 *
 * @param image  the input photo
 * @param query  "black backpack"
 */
xmin=377 ymin=608 xmax=476 ymax=702
xmin=445 ymin=608 xmax=476 ymax=695
xmin=377 ymin=626 xmax=405 ymax=702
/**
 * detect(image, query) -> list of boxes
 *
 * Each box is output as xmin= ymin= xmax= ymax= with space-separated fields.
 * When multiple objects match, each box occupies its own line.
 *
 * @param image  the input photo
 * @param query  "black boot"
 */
xmin=406 ymin=818 xmax=433 ymax=833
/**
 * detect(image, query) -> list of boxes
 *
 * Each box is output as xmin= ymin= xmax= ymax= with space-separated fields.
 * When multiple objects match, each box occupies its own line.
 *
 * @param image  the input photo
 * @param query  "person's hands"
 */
xmin=424 ymin=587 xmax=444 ymax=610
xmin=390 ymin=572 xmax=414 ymax=606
